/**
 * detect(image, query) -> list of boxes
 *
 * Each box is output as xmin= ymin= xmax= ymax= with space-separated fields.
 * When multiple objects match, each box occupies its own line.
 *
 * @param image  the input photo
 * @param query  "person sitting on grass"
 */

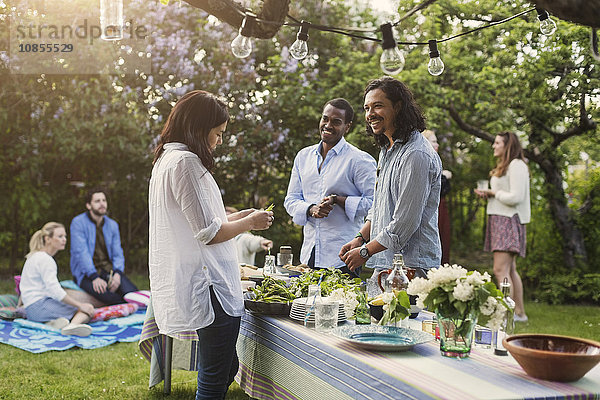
xmin=20 ymin=222 xmax=95 ymax=337
xmin=70 ymin=188 xmax=138 ymax=305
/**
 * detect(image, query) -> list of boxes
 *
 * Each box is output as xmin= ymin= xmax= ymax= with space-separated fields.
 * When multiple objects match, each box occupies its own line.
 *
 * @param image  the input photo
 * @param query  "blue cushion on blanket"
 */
xmin=60 ymin=280 xmax=83 ymax=291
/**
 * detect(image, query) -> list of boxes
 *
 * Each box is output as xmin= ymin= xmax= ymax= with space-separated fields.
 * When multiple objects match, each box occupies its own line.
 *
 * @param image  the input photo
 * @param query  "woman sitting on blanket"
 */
xmin=20 ymin=222 xmax=95 ymax=337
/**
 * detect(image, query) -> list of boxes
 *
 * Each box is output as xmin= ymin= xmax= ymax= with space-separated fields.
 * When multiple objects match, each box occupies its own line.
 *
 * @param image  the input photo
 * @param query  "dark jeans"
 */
xmin=307 ymin=246 xmax=361 ymax=278
xmin=78 ymin=270 xmax=138 ymax=305
xmin=195 ymin=286 xmax=241 ymax=400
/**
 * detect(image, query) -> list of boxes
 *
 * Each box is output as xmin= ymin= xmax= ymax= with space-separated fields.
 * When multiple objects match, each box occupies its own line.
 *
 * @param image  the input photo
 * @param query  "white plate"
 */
xmin=289 ymin=301 xmax=346 ymax=323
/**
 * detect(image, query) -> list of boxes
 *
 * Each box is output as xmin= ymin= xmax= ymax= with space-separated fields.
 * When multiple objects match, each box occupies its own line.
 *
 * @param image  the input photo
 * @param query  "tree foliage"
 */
xmin=0 ymin=0 xmax=598 ymax=306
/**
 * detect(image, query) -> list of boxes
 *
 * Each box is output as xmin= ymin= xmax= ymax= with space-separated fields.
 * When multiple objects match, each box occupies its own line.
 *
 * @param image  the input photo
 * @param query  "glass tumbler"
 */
xmin=100 ymin=0 xmax=124 ymax=40
xmin=304 ymin=284 xmax=321 ymax=327
xmin=263 ymin=255 xmax=276 ymax=275
xmin=477 ymin=179 xmax=489 ymax=191
xmin=315 ymin=300 xmax=339 ymax=333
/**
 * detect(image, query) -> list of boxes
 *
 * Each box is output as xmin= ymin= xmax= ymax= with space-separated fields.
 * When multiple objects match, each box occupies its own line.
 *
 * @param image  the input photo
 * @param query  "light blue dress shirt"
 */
xmin=367 ymin=131 xmax=442 ymax=271
xmin=284 ymin=137 xmax=377 ymax=268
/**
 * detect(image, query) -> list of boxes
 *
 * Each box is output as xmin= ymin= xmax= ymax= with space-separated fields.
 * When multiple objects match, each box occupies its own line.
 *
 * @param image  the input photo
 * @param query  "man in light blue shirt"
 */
xmin=284 ymin=98 xmax=377 ymax=277
xmin=340 ymin=77 xmax=442 ymax=277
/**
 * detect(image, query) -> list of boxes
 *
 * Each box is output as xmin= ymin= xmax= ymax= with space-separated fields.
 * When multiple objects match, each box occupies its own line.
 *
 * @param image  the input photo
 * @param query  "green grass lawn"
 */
xmin=1 ymin=269 xmax=599 ymax=399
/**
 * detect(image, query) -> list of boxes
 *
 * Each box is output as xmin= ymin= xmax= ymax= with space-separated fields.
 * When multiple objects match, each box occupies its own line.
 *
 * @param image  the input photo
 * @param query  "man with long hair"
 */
xmin=340 ymin=77 xmax=442 ymax=281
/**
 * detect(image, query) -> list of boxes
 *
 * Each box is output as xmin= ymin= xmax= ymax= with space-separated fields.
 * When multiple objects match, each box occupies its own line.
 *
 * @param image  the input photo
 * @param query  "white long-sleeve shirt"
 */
xmin=487 ymin=159 xmax=531 ymax=224
xmin=149 ymin=143 xmax=244 ymax=337
xmin=234 ymin=232 xmax=267 ymax=265
xmin=284 ymin=137 xmax=376 ymax=268
xmin=20 ymin=251 xmax=67 ymax=307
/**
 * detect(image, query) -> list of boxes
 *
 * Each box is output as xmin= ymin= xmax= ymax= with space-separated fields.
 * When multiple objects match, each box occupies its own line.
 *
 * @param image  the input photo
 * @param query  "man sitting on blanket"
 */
xmin=70 ymin=188 xmax=138 ymax=305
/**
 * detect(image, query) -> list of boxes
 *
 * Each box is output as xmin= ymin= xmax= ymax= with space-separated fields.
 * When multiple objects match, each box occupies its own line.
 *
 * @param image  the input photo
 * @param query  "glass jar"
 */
xmin=277 ymin=245 xmax=293 ymax=266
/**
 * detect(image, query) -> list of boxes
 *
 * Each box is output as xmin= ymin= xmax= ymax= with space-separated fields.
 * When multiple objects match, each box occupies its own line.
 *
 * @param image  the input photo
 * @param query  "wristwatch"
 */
xmin=359 ymin=243 xmax=370 ymax=259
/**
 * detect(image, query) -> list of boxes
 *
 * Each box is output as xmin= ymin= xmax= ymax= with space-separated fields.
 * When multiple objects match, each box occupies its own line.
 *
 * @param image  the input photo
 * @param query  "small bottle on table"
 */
xmin=493 ymin=278 xmax=515 ymax=356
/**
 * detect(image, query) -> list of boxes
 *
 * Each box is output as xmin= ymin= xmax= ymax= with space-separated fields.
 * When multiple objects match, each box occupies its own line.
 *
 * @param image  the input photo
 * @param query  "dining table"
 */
xmin=139 ymin=302 xmax=600 ymax=399
xmin=236 ymin=312 xmax=600 ymax=400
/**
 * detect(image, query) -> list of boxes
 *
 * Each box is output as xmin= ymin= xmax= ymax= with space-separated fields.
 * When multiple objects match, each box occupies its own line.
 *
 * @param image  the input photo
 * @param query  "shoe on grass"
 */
xmin=514 ymin=313 xmax=528 ymax=322
xmin=61 ymin=324 xmax=92 ymax=337
xmin=45 ymin=317 xmax=69 ymax=330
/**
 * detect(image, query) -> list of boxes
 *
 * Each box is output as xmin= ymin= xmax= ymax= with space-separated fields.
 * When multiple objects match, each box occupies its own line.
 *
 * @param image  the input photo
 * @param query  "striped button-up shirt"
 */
xmin=367 ymin=131 xmax=442 ymax=270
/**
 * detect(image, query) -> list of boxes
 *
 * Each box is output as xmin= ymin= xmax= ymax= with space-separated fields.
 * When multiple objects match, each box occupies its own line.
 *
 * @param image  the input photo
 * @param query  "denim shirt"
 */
xmin=367 ymin=131 xmax=442 ymax=270
xmin=70 ymin=212 xmax=125 ymax=286
xmin=284 ymin=137 xmax=377 ymax=268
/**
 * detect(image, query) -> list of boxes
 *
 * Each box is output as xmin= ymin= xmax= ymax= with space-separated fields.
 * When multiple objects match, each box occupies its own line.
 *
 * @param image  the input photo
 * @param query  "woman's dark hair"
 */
xmin=152 ymin=90 xmax=229 ymax=170
xmin=491 ymin=131 xmax=526 ymax=177
xmin=363 ymin=77 xmax=426 ymax=147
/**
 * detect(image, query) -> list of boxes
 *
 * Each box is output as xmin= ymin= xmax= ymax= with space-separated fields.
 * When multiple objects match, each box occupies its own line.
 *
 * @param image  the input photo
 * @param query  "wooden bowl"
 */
xmin=503 ymin=333 xmax=600 ymax=382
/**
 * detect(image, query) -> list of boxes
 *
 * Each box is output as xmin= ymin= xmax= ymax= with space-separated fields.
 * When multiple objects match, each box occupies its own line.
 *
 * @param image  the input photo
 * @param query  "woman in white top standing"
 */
xmin=149 ymin=90 xmax=273 ymax=400
xmin=20 ymin=222 xmax=95 ymax=336
xmin=475 ymin=132 xmax=530 ymax=322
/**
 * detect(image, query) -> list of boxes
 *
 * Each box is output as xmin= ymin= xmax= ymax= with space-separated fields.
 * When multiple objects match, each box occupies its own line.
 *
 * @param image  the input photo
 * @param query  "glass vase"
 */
xmin=436 ymin=310 xmax=477 ymax=358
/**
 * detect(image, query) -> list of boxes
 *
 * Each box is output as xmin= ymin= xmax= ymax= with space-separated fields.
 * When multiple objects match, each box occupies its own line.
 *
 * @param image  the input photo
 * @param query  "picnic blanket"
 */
xmin=0 ymin=309 xmax=145 ymax=353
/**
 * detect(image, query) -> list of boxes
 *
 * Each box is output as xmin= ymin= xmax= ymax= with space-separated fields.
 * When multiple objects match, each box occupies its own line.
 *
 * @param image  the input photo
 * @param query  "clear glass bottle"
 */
xmin=355 ymin=285 xmax=371 ymax=325
xmin=493 ymin=278 xmax=515 ymax=356
xmin=385 ymin=253 xmax=409 ymax=292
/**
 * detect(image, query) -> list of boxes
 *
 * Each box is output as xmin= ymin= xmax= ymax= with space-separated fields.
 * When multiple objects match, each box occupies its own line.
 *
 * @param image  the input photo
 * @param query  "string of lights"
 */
xmin=226 ymin=5 xmax=557 ymax=76
xmin=98 ymin=0 xmax=558 ymax=76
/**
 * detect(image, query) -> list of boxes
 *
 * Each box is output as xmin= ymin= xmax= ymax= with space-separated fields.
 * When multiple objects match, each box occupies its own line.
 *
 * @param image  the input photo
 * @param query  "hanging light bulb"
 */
xmin=231 ymin=14 xmax=256 ymax=58
xmin=100 ymin=0 xmax=123 ymax=41
xmin=536 ymin=8 xmax=557 ymax=36
xmin=289 ymin=21 xmax=310 ymax=60
xmin=427 ymin=39 xmax=444 ymax=76
xmin=379 ymin=22 xmax=405 ymax=75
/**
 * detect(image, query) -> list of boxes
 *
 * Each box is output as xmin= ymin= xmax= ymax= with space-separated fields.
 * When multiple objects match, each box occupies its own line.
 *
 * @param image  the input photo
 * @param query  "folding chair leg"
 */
xmin=164 ymin=335 xmax=173 ymax=394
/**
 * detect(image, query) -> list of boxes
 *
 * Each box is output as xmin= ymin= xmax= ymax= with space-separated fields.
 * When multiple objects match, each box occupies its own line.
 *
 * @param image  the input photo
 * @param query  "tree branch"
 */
xmin=397 ymin=0 xmax=438 ymax=24
xmin=183 ymin=0 xmax=291 ymax=39
xmin=447 ymin=104 xmax=495 ymax=142
xmin=552 ymin=94 xmax=597 ymax=146
xmin=532 ymin=0 xmax=600 ymax=29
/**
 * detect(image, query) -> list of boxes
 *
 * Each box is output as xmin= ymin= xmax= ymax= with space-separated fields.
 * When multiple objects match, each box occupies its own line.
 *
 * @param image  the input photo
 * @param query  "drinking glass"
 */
xmin=422 ymin=319 xmax=437 ymax=336
xmin=474 ymin=325 xmax=492 ymax=348
xmin=477 ymin=179 xmax=489 ymax=191
xmin=315 ymin=300 xmax=339 ymax=333
xmin=263 ymin=255 xmax=276 ymax=275
xmin=100 ymin=0 xmax=123 ymax=40
xmin=277 ymin=253 xmax=293 ymax=267
xmin=304 ymin=285 xmax=321 ymax=327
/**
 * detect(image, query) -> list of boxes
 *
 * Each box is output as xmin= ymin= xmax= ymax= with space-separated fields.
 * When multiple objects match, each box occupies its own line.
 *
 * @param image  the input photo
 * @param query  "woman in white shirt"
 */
xmin=475 ymin=132 xmax=530 ymax=322
xmin=20 ymin=222 xmax=95 ymax=336
xmin=149 ymin=90 xmax=273 ymax=400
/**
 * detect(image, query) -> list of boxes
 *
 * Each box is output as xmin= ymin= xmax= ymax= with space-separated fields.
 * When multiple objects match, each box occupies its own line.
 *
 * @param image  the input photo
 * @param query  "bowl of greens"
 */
xmin=244 ymin=276 xmax=295 ymax=315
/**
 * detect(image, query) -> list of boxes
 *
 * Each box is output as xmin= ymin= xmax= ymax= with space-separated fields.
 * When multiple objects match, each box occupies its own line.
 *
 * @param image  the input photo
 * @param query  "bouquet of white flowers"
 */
xmin=329 ymin=287 xmax=359 ymax=318
xmin=407 ymin=264 xmax=510 ymax=336
xmin=378 ymin=290 xmax=410 ymax=326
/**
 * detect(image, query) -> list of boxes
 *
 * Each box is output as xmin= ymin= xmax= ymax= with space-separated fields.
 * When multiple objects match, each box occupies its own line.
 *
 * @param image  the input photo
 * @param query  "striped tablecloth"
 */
xmin=235 ymin=313 xmax=600 ymax=400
